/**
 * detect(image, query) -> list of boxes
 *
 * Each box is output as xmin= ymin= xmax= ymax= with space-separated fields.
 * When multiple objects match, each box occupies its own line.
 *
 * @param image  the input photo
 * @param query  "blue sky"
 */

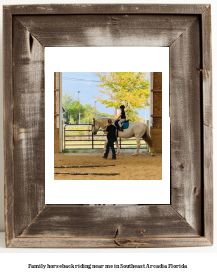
xmin=62 ymin=72 xmax=150 ymax=119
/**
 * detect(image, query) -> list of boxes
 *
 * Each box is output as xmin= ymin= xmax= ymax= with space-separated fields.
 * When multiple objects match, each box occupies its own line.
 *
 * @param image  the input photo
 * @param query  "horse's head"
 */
xmin=92 ymin=118 xmax=100 ymax=135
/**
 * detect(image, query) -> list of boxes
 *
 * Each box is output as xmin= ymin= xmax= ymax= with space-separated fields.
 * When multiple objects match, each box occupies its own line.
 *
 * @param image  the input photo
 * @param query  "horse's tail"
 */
xmin=142 ymin=126 xmax=155 ymax=155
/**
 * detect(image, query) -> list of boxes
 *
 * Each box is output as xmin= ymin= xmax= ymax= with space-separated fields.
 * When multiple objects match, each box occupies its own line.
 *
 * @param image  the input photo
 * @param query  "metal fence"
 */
xmin=63 ymin=124 xmax=147 ymax=151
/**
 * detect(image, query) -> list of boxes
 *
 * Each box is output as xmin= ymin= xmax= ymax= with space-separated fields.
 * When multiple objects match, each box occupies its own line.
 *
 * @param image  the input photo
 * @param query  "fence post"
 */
xmin=63 ymin=125 xmax=65 ymax=151
xmin=88 ymin=122 xmax=90 ymax=140
xmin=92 ymin=125 xmax=94 ymax=149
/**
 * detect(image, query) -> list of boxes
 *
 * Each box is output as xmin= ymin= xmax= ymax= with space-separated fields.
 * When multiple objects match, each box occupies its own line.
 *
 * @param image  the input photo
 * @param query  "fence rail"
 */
xmin=63 ymin=124 xmax=147 ymax=151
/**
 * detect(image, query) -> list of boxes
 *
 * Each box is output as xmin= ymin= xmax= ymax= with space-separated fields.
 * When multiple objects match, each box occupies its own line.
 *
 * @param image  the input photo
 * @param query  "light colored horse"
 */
xmin=92 ymin=118 xmax=155 ymax=156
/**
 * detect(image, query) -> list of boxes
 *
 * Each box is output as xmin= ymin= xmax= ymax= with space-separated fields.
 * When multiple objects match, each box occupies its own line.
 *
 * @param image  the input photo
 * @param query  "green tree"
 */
xmin=62 ymin=91 xmax=74 ymax=108
xmin=67 ymin=101 xmax=85 ymax=123
xmin=82 ymin=103 xmax=97 ymax=124
xmin=81 ymin=104 xmax=115 ymax=124
xmin=95 ymin=72 xmax=149 ymax=121
xmin=62 ymin=93 xmax=85 ymax=123
xmin=98 ymin=112 xmax=115 ymax=118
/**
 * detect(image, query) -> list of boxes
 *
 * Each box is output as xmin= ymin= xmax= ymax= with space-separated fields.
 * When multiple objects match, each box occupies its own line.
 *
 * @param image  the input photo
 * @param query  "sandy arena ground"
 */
xmin=54 ymin=151 xmax=162 ymax=180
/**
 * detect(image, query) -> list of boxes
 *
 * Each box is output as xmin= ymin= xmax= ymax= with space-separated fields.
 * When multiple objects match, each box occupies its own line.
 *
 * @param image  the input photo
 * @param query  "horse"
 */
xmin=92 ymin=118 xmax=155 ymax=156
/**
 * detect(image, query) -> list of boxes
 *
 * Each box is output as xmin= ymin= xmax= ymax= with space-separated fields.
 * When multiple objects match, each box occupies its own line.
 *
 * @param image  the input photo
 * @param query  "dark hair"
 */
xmin=120 ymin=105 xmax=125 ymax=109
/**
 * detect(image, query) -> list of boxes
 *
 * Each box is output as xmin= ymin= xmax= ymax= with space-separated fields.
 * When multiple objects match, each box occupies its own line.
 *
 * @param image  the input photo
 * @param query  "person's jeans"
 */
xmin=118 ymin=119 xmax=126 ymax=127
xmin=104 ymin=138 xmax=116 ymax=158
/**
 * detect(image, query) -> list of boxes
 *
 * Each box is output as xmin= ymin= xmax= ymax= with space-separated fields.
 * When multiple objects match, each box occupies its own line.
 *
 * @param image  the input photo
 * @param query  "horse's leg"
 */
xmin=132 ymin=136 xmax=141 ymax=156
xmin=104 ymin=139 xmax=107 ymax=154
xmin=115 ymin=140 xmax=120 ymax=155
xmin=142 ymin=129 xmax=155 ymax=156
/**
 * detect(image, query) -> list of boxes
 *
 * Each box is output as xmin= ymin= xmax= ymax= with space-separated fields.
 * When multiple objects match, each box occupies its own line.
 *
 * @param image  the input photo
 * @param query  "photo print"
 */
xmin=45 ymin=47 xmax=170 ymax=204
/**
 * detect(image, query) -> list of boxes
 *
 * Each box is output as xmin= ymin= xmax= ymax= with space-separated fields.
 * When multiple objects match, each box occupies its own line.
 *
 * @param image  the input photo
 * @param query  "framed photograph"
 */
xmin=46 ymin=47 xmax=170 ymax=205
xmin=4 ymin=4 xmax=213 ymax=247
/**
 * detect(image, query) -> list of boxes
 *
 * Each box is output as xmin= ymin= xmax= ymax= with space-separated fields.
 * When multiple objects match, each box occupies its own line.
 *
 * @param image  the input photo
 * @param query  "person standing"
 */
xmin=117 ymin=105 xmax=126 ymax=131
xmin=103 ymin=119 xmax=117 ymax=159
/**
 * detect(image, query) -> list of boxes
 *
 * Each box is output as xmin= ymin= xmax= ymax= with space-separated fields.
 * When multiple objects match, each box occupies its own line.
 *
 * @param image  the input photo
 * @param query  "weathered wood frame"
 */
xmin=3 ymin=4 xmax=212 ymax=248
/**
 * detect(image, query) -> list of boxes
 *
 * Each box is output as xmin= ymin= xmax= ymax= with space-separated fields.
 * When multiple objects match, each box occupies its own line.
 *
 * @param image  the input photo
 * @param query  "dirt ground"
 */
xmin=54 ymin=151 xmax=162 ymax=180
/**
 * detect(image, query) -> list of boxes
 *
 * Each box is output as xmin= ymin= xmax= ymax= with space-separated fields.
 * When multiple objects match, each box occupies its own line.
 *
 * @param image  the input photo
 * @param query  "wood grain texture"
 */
xmin=3 ymin=7 xmax=14 ymax=247
xmin=202 ymin=6 xmax=212 ymax=128
xmin=150 ymin=129 xmax=162 ymax=152
xmin=201 ymin=6 xmax=213 ymax=244
xmin=3 ymin=4 xmax=207 ymax=15
xmin=12 ymin=17 xmax=45 ymax=237
xmin=3 ymin=4 xmax=212 ymax=248
xmin=16 ymin=15 xmax=198 ymax=47
xmin=54 ymin=73 xmax=60 ymax=152
xmin=20 ymin=205 xmax=199 ymax=238
xmin=170 ymin=17 xmax=202 ymax=234
xmin=8 ymin=237 xmax=212 ymax=248
xmin=203 ymin=125 xmax=213 ymax=243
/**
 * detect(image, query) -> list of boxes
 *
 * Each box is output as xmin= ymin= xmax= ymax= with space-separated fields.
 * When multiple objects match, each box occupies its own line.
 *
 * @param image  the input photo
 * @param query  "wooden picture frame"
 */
xmin=3 ymin=4 xmax=213 ymax=248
